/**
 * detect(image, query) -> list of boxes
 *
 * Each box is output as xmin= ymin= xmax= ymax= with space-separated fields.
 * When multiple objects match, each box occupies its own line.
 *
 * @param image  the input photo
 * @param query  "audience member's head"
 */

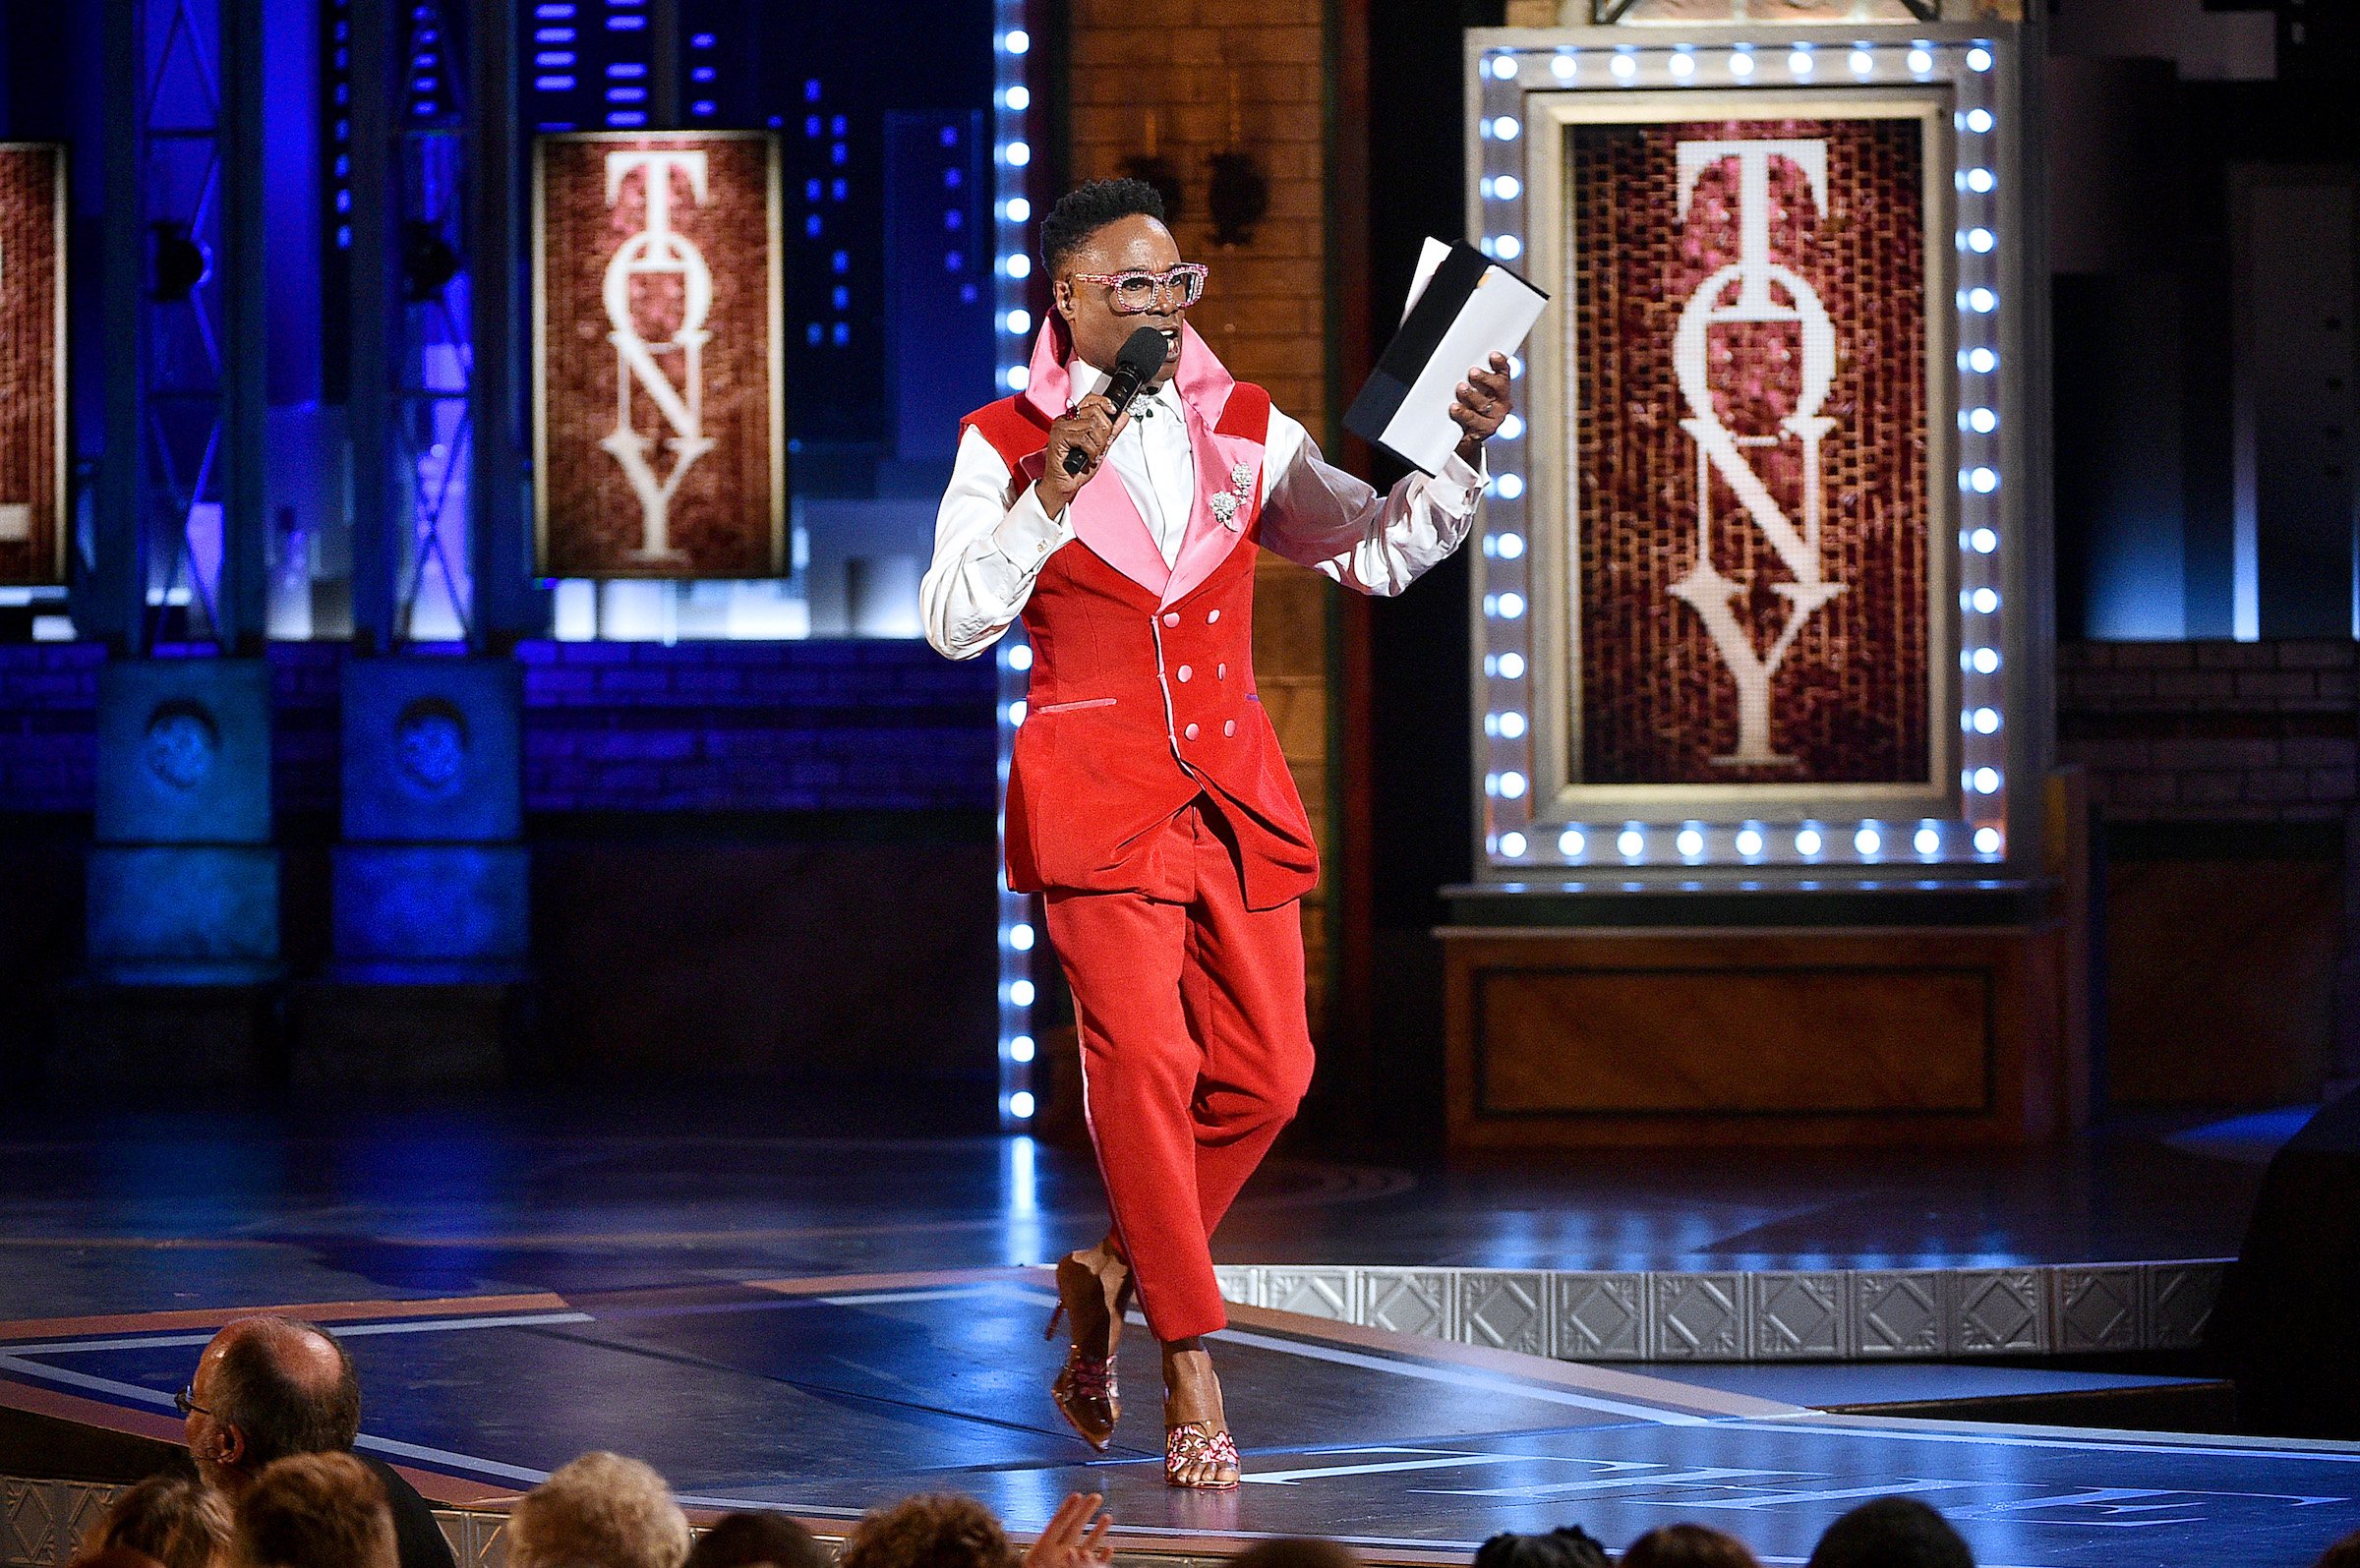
xmin=1228 ymin=1541 xmax=1361 ymax=1568
xmin=1620 ymin=1524 xmax=1761 ymax=1568
xmin=87 ymin=1475 xmax=231 ymax=1568
xmin=839 ymin=1494 xmax=1015 ymax=1568
xmin=683 ymin=1512 xmax=828 ymax=1568
xmin=510 ymin=1452 xmax=691 ymax=1568
xmin=2316 ymin=1531 xmax=2360 ymax=1568
xmin=227 ymin=1452 xmax=397 ymax=1568
xmin=184 ymin=1315 xmax=362 ymax=1496
xmin=1472 ymin=1527 xmax=1609 ymax=1568
xmin=1806 ymin=1498 xmax=1974 ymax=1568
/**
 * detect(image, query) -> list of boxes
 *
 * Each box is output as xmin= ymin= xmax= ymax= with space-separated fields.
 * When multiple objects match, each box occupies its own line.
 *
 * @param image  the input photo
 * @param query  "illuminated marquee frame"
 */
xmin=1466 ymin=27 xmax=2033 ymax=880
xmin=991 ymin=10 xmax=1041 ymax=1130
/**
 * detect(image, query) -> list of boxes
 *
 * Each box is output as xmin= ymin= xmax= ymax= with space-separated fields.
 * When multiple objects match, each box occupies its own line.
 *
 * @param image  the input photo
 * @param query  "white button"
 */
xmin=1217 ymin=664 xmax=1227 ymax=679
xmin=1176 ymin=666 xmax=1192 ymax=682
xmin=1162 ymin=612 xmax=1180 ymax=627
xmin=1223 ymin=720 xmax=1236 ymax=736
xmin=1208 ymin=610 xmax=1220 ymax=623
xmin=1184 ymin=723 xmax=1200 ymax=740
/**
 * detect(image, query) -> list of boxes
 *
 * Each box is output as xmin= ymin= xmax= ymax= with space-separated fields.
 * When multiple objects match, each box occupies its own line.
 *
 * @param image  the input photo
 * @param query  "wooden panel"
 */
xmin=1476 ymin=964 xmax=1990 ymax=1115
xmin=1444 ymin=923 xmax=2074 ymax=1147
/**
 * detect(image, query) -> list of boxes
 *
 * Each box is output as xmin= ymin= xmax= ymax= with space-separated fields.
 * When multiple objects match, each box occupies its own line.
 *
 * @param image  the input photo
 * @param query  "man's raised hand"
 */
xmin=1022 ymin=1492 xmax=1114 ymax=1568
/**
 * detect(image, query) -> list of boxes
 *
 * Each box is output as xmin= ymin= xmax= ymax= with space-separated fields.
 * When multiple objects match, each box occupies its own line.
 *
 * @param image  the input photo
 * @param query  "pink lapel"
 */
xmin=1015 ymin=321 xmax=1265 ymax=606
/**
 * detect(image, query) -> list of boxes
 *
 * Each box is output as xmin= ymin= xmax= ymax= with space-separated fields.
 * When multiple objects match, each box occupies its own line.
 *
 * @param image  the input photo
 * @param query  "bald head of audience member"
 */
xmin=184 ymin=1315 xmax=361 ymax=1497
xmin=510 ymin=1452 xmax=692 ymax=1568
xmin=227 ymin=1452 xmax=397 ymax=1568
xmin=1228 ymin=1541 xmax=1362 ymax=1568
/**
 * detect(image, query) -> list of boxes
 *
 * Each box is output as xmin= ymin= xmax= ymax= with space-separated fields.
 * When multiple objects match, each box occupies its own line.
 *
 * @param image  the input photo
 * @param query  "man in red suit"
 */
xmin=923 ymin=179 xmax=1511 ymax=1487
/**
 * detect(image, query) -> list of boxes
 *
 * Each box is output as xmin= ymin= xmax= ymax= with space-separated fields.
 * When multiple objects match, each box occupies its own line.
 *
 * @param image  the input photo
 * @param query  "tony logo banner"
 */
xmin=535 ymin=132 xmax=784 ymax=579
xmin=1570 ymin=117 xmax=1933 ymax=789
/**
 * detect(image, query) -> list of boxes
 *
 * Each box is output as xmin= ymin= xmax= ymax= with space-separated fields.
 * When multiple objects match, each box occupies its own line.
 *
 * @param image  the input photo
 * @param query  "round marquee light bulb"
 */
xmin=1492 ymin=116 xmax=1521 ymax=141
xmin=1908 ymin=48 xmax=1933 ymax=74
xmin=1670 ymin=53 xmax=1695 ymax=80
xmin=1974 ymin=706 xmax=2000 ymax=733
xmin=1005 ymin=365 xmax=1030 ymax=391
xmin=1005 ymin=308 xmax=1031 ymax=335
xmin=1611 ymin=52 xmax=1637 ymax=80
xmin=1009 ymin=978 xmax=1036 ymax=1007
xmin=1005 ymin=643 xmax=1032 ymax=670
xmin=1855 ymin=826 xmax=1881 ymax=856
xmin=1004 ymin=141 xmax=1031 ymax=167
xmin=1677 ymin=828 xmax=1705 ymax=857
xmin=1497 ymin=473 xmax=1525 ymax=499
xmin=1492 ymin=54 xmax=1519 ymax=80
xmin=1916 ymin=826 xmax=1942 ymax=855
xmin=1967 ymin=167 xmax=1995 ymax=194
xmin=1004 ymin=85 xmax=1031 ymax=111
xmin=1002 ymin=29 xmax=1030 ymax=53
xmin=1968 ymin=46 xmax=1994 ymax=72
xmin=1975 ymin=827 xmax=2003 ymax=854
xmin=1500 ymin=771 xmax=1528 ymax=799
xmin=1973 ymin=766 xmax=2002 ymax=793
xmin=1499 ymin=831 xmax=1528 ymax=856
xmin=1006 ymin=700 xmax=1028 ymax=725
xmin=1496 ymin=532 xmax=1525 ymax=559
xmin=1551 ymin=52 xmax=1576 ymax=81
xmin=1973 ymin=587 xmax=2000 ymax=613
xmin=1972 ymin=646 xmax=2001 ymax=674
xmin=1972 ymin=527 xmax=1998 ymax=553
xmin=1850 ymin=49 xmax=1874 ymax=75
xmin=1496 ymin=592 xmax=1525 ymax=619
xmin=1499 ymin=413 xmax=1524 ymax=440
xmin=1968 ymin=286 xmax=1996 ymax=313
xmin=1788 ymin=49 xmax=1813 ymax=75
xmin=1494 ymin=174 xmax=1521 ymax=200
xmin=1498 ymin=711 xmax=1528 ymax=739
xmin=1561 ymin=828 xmax=1588 ymax=856
xmin=1969 ymin=347 xmax=1998 ymax=374
xmin=1729 ymin=51 xmax=1755 ymax=77
xmin=1969 ymin=406 xmax=1997 ymax=434
xmin=1618 ymin=828 xmax=1646 ymax=858
xmin=1498 ymin=652 xmax=1526 ymax=679
xmin=1005 ymin=254 xmax=1032 ymax=279
xmin=1796 ymin=828 xmax=1823 ymax=856
xmin=1005 ymin=197 xmax=1031 ymax=223
xmin=1008 ymin=923 xmax=1035 ymax=951
xmin=1967 ymin=108 xmax=1995 ymax=134
xmin=1009 ymin=1034 xmax=1035 ymax=1063
xmin=1493 ymin=235 xmax=1522 ymax=261
xmin=1968 ymin=227 xmax=1995 ymax=254
xmin=1735 ymin=829 xmax=1764 ymax=856
xmin=1009 ymin=1090 xmax=1036 ymax=1119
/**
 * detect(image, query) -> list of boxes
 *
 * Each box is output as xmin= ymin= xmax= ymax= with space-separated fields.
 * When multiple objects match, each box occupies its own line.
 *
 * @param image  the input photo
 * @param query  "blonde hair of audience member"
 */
xmin=228 ymin=1452 xmax=397 ymax=1568
xmin=839 ymin=1494 xmax=1017 ymax=1568
xmin=510 ymin=1452 xmax=692 ymax=1568
xmin=87 ymin=1476 xmax=231 ymax=1568
xmin=1619 ymin=1525 xmax=1762 ymax=1568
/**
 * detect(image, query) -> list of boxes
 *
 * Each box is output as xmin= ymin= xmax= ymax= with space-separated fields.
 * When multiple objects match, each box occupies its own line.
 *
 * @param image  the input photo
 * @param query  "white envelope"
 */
xmin=1345 ymin=237 xmax=1549 ymax=476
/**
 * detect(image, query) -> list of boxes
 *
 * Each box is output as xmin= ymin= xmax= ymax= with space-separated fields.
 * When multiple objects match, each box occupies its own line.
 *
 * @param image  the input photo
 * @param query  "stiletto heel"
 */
xmin=1048 ymin=1252 xmax=1128 ymax=1451
xmin=1043 ymin=1301 xmax=1066 ymax=1342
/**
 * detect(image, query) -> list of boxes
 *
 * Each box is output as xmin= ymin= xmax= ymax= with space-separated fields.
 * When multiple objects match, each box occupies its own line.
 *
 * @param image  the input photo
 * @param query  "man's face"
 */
xmin=186 ymin=1330 xmax=243 ymax=1492
xmin=1053 ymin=213 xmax=1188 ymax=388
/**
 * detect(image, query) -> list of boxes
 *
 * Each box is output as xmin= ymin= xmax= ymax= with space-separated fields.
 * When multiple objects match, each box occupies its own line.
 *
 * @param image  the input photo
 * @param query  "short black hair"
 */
xmin=1472 ymin=1528 xmax=1610 ymax=1568
xmin=214 ymin=1317 xmax=363 ymax=1469
xmin=686 ymin=1512 xmax=828 ymax=1568
xmin=1806 ymin=1498 xmax=1974 ymax=1568
xmin=1039 ymin=178 xmax=1166 ymax=277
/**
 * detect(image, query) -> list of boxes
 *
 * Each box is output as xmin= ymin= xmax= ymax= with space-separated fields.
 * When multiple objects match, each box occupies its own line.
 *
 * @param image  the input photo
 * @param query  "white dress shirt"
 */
xmin=921 ymin=363 xmax=1487 ymax=661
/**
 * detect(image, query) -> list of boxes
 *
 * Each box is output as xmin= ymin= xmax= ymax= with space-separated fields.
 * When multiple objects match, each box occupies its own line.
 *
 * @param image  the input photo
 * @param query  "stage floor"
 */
xmin=0 ymin=1108 xmax=2268 ymax=1319
xmin=0 ymin=1109 xmax=2334 ymax=1568
xmin=5 ymin=1272 xmax=2358 ymax=1568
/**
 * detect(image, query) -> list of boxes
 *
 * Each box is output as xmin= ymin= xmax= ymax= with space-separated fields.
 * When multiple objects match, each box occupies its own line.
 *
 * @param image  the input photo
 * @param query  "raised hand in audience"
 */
xmin=1023 ymin=1493 xmax=1114 ymax=1568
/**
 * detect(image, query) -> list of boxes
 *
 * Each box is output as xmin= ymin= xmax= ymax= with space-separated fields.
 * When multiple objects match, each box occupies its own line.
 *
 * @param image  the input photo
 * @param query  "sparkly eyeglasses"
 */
xmin=1067 ymin=262 xmax=1208 ymax=315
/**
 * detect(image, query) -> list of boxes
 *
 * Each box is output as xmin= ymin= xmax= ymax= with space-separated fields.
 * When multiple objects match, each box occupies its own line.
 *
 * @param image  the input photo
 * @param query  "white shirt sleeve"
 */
xmin=1254 ymin=404 xmax=1486 ymax=598
xmin=920 ymin=426 xmax=1074 ymax=661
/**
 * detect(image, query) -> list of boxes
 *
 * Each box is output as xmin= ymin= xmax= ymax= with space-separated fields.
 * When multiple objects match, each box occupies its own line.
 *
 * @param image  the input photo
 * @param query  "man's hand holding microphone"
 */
xmin=1032 ymin=326 xmax=1170 ymax=519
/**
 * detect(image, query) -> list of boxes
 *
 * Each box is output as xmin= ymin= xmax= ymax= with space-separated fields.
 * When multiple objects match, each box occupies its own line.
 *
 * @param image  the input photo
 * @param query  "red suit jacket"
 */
xmin=962 ymin=325 xmax=1320 ymax=911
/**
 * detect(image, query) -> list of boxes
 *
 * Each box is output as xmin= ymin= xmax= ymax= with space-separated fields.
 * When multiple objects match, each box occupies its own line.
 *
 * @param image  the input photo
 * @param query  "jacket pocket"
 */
xmin=1033 ymin=696 xmax=1118 ymax=715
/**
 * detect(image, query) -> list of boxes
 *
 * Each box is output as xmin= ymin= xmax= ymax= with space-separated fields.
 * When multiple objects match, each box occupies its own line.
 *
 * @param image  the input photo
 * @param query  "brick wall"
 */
xmin=0 ymin=642 xmax=996 ymax=819
xmin=1067 ymin=0 xmax=1340 ymax=1019
xmin=2058 ymin=641 xmax=2359 ymax=823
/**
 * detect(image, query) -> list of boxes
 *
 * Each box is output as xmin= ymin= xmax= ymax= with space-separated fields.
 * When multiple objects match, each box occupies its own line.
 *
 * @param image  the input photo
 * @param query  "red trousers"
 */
xmin=1042 ymin=796 xmax=1316 ymax=1342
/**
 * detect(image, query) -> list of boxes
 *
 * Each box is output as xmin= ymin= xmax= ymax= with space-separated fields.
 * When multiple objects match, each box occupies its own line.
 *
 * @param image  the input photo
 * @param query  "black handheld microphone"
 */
xmin=1062 ymin=326 xmax=1171 ymax=477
